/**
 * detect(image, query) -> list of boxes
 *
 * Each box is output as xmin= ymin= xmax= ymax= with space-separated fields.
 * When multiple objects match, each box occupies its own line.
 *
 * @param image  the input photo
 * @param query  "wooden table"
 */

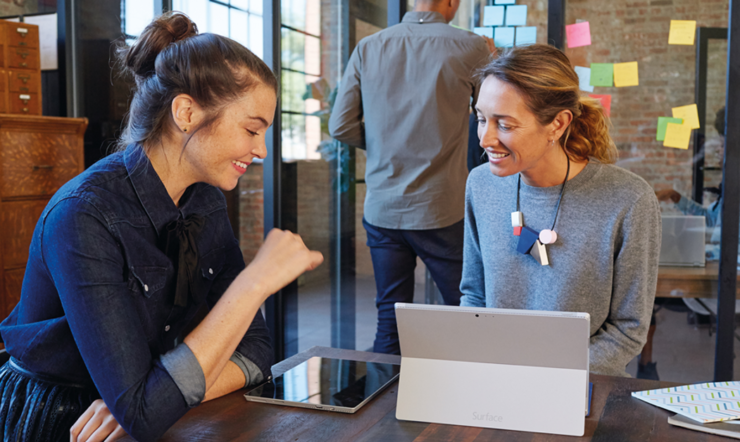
xmin=125 ymin=346 xmax=729 ymax=441
xmin=657 ymin=261 xmax=740 ymax=298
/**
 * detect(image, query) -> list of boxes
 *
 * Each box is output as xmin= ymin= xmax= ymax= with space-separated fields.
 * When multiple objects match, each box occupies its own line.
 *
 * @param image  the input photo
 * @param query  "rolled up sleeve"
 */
xmin=160 ymin=344 xmax=206 ymax=406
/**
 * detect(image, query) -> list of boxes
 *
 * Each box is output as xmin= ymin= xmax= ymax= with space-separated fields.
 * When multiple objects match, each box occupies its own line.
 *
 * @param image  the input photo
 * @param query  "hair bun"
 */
xmin=120 ymin=11 xmax=198 ymax=81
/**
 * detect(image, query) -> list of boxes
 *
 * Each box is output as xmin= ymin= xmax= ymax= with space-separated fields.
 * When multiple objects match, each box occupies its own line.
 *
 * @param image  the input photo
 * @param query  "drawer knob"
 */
xmin=18 ymin=75 xmax=30 ymax=84
xmin=20 ymin=63 xmax=27 ymax=68
xmin=22 ymin=108 xmax=29 ymax=113
xmin=32 ymin=165 xmax=53 ymax=170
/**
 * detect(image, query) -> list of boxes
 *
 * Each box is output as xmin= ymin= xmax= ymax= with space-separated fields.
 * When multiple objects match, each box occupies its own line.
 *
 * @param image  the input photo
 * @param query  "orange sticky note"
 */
xmin=668 ymin=20 xmax=697 ymax=45
xmin=663 ymin=123 xmax=692 ymax=149
xmin=672 ymin=104 xmax=700 ymax=129
xmin=613 ymin=62 xmax=639 ymax=87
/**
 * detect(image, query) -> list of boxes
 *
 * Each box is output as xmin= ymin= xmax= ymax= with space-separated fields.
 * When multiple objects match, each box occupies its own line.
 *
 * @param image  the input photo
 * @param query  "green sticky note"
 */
xmin=657 ymin=117 xmax=683 ymax=141
xmin=590 ymin=63 xmax=614 ymax=87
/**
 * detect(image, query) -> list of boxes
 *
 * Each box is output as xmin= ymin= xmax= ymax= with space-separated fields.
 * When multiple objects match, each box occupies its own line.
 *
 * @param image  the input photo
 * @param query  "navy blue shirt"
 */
xmin=0 ymin=145 xmax=272 ymax=441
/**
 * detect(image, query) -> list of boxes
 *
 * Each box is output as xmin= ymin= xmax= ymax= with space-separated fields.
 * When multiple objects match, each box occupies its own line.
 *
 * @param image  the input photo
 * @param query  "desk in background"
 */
xmin=658 ymin=262 xmax=740 ymax=298
xmin=125 ymin=346 xmax=727 ymax=441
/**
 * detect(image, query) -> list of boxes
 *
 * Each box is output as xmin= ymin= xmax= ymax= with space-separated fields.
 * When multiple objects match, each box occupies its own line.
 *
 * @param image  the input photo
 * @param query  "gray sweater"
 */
xmin=460 ymin=161 xmax=661 ymax=377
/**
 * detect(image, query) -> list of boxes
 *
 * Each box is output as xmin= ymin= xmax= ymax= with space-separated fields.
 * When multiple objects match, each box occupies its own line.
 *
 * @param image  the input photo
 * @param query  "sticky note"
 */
xmin=566 ymin=22 xmax=591 ymax=48
xmin=515 ymin=27 xmax=537 ymax=46
xmin=494 ymin=27 xmax=515 ymax=48
xmin=494 ymin=0 xmax=515 ymax=4
xmin=505 ymin=5 xmax=528 ymax=26
xmin=663 ymin=123 xmax=692 ymax=149
xmin=668 ymin=20 xmax=697 ymax=45
xmin=613 ymin=62 xmax=639 ymax=87
xmin=590 ymin=63 xmax=614 ymax=87
xmin=656 ymin=117 xmax=683 ymax=141
xmin=575 ymin=66 xmax=594 ymax=92
xmin=589 ymin=94 xmax=612 ymax=117
xmin=672 ymin=104 xmax=700 ymax=129
xmin=473 ymin=27 xmax=494 ymax=39
xmin=483 ymin=6 xmax=505 ymax=27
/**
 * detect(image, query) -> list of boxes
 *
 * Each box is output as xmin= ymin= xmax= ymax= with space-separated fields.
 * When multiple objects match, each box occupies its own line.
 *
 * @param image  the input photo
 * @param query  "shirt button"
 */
xmin=209 ymin=268 xmax=213 ymax=275
xmin=419 ymin=19 xmax=424 ymax=22
xmin=165 ymin=325 xmax=170 ymax=332
xmin=144 ymin=284 xmax=149 ymax=292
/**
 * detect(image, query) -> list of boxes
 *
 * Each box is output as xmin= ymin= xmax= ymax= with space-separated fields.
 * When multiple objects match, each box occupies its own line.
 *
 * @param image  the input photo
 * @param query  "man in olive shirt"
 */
xmin=329 ymin=0 xmax=490 ymax=354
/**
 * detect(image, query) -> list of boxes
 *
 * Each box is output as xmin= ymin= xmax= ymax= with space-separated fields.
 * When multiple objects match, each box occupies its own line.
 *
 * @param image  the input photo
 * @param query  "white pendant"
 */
xmin=511 ymin=211 xmax=523 ymax=227
xmin=539 ymin=229 xmax=558 ymax=245
xmin=530 ymin=240 xmax=549 ymax=266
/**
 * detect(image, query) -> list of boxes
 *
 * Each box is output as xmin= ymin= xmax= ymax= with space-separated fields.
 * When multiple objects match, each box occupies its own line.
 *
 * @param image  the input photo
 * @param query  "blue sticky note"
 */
xmin=515 ymin=26 xmax=537 ymax=46
xmin=505 ymin=5 xmax=527 ymax=26
xmin=483 ymin=6 xmax=505 ymax=27
xmin=494 ymin=0 xmax=515 ymax=4
xmin=517 ymin=226 xmax=539 ymax=254
xmin=494 ymin=27 xmax=515 ymax=48
xmin=473 ymin=27 xmax=494 ymax=39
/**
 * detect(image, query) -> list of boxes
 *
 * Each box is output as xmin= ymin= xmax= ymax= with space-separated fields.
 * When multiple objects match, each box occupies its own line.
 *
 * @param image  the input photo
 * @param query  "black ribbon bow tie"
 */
xmin=162 ymin=214 xmax=206 ymax=308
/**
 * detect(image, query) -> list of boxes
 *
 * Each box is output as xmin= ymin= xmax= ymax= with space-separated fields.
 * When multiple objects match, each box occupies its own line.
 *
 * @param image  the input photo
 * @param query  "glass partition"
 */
xmin=564 ymin=3 xmax=734 ymax=382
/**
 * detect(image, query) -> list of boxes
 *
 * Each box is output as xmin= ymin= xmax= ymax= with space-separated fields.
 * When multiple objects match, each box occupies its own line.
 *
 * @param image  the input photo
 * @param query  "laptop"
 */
xmin=660 ymin=215 xmax=706 ymax=267
xmin=395 ymin=303 xmax=590 ymax=436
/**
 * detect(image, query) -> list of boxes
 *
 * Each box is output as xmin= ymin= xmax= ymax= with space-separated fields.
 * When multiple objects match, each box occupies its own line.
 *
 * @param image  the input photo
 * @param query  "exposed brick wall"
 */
xmin=238 ymin=163 xmax=265 ymax=265
xmin=564 ymin=0 xmax=729 ymax=207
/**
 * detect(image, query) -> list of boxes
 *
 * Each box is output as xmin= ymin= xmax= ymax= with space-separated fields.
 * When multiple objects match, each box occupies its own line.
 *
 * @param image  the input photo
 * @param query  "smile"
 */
xmin=488 ymin=152 xmax=510 ymax=159
xmin=232 ymin=160 xmax=249 ymax=169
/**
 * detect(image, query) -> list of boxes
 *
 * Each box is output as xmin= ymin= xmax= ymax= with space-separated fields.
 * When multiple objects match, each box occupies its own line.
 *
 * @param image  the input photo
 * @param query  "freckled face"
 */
xmin=476 ymin=76 xmax=559 ymax=180
xmin=183 ymin=83 xmax=276 ymax=191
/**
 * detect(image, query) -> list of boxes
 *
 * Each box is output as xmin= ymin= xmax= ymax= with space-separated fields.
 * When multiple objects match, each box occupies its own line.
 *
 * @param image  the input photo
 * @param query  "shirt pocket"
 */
xmin=198 ymin=248 xmax=226 ymax=292
xmin=129 ymin=266 xmax=168 ymax=299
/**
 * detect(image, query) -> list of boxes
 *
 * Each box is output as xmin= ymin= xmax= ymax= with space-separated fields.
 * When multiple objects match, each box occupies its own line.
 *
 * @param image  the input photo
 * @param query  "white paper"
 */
xmin=575 ymin=66 xmax=594 ymax=93
xmin=23 ymin=13 xmax=58 ymax=71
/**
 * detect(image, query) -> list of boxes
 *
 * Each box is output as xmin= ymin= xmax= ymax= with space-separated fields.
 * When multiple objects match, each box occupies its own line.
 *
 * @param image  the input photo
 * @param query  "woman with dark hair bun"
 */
xmin=0 ymin=12 xmax=322 ymax=442
xmin=461 ymin=44 xmax=661 ymax=377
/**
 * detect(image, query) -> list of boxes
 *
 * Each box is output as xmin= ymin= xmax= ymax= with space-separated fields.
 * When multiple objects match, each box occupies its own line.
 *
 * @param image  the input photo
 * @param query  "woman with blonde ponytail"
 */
xmin=460 ymin=44 xmax=661 ymax=377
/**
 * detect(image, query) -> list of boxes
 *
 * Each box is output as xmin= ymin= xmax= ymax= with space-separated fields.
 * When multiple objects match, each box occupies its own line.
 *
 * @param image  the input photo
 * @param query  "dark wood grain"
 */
xmin=118 ymin=346 xmax=731 ymax=442
xmin=0 ymin=198 xmax=47 ymax=268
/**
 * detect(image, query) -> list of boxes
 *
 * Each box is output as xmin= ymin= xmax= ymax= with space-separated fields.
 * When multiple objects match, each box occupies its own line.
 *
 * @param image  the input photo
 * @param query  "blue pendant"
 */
xmin=516 ymin=226 xmax=539 ymax=254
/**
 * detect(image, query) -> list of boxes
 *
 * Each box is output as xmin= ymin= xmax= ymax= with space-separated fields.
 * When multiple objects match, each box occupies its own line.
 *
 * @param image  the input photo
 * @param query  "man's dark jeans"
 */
xmin=363 ymin=218 xmax=464 ymax=355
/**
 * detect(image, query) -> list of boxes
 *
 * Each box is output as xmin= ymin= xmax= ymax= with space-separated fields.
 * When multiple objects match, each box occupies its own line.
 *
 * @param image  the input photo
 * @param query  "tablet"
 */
xmin=244 ymin=356 xmax=400 ymax=414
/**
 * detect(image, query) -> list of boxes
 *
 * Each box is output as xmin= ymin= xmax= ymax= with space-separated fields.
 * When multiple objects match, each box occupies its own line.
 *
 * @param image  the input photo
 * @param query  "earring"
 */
xmin=183 ymin=127 xmax=188 ymax=133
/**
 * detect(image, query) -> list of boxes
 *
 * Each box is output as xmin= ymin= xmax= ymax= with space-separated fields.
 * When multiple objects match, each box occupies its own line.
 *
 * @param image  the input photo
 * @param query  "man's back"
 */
xmin=330 ymin=12 xmax=489 ymax=230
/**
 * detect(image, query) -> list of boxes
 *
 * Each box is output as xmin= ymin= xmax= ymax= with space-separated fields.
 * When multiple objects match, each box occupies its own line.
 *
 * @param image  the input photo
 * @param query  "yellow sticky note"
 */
xmin=663 ymin=123 xmax=692 ymax=149
xmin=614 ymin=62 xmax=639 ymax=87
xmin=672 ymin=104 xmax=700 ymax=129
xmin=668 ymin=20 xmax=697 ymax=45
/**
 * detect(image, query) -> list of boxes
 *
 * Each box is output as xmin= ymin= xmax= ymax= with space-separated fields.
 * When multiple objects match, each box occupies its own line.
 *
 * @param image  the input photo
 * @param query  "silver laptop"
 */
xmin=395 ymin=303 xmax=590 ymax=437
xmin=660 ymin=215 xmax=706 ymax=267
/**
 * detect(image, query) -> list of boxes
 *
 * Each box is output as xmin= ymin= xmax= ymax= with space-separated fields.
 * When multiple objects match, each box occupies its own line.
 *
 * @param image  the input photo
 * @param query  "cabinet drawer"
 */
xmin=0 ymin=70 xmax=4 ymax=92
xmin=8 ymin=93 xmax=39 ymax=115
xmin=7 ymin=48 xmax=39 ymax=70
xmin=3 ymin=268 xmax=24 ymax=319
xmin=0 ymin=199 xmax=47 ymax=269
xmin=5 ymin=23 xmax=39 ymax=48
xmin=1 ymin=131 xmax=81 ymax=198
xmin=0 ymin=45 xmax=3 ymax=68
xmin=8 ymin=71 xmax=39 ymax=94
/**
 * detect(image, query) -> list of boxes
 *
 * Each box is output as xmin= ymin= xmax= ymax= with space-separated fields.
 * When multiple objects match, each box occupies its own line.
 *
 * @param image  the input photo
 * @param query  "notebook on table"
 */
xmin=394 ymin=303 xmax=591 ymax=436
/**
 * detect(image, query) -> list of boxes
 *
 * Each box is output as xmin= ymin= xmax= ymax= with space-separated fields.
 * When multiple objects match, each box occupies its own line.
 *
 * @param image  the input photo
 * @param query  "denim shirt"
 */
xmin=0 ymin=145 xmax=272 ymax=442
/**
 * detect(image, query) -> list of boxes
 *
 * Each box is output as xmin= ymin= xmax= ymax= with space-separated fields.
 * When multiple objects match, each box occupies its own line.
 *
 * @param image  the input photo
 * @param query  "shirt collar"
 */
xmin=401 ymin=11 xmax=447 ymax=24
xmin=124 ymin=144 xmax=186 ymax=236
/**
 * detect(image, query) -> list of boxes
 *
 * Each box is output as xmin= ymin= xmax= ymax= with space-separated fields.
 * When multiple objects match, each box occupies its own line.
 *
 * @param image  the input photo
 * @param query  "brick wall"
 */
xmin=564 ymin=0 xmax=729 ymax=206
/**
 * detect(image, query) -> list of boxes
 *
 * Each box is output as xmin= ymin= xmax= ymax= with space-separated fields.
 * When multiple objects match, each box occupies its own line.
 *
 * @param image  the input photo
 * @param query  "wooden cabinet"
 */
xmin=0 ymin=20 xmax=42 ymax=116
xmin=0 ymin=115 xmax=87 ymax=319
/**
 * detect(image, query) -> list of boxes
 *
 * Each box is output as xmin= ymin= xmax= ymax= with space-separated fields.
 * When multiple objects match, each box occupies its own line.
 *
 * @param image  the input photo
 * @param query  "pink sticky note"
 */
xmin=566 ymin=22 xmax=592 ymax=48
xmin=589 ymin=94 xmax=612 ymax=117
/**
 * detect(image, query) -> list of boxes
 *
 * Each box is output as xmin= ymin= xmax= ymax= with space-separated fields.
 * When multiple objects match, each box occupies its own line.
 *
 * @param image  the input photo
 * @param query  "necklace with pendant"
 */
xmin=511 ymin=156 xmax=570 ymax=266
